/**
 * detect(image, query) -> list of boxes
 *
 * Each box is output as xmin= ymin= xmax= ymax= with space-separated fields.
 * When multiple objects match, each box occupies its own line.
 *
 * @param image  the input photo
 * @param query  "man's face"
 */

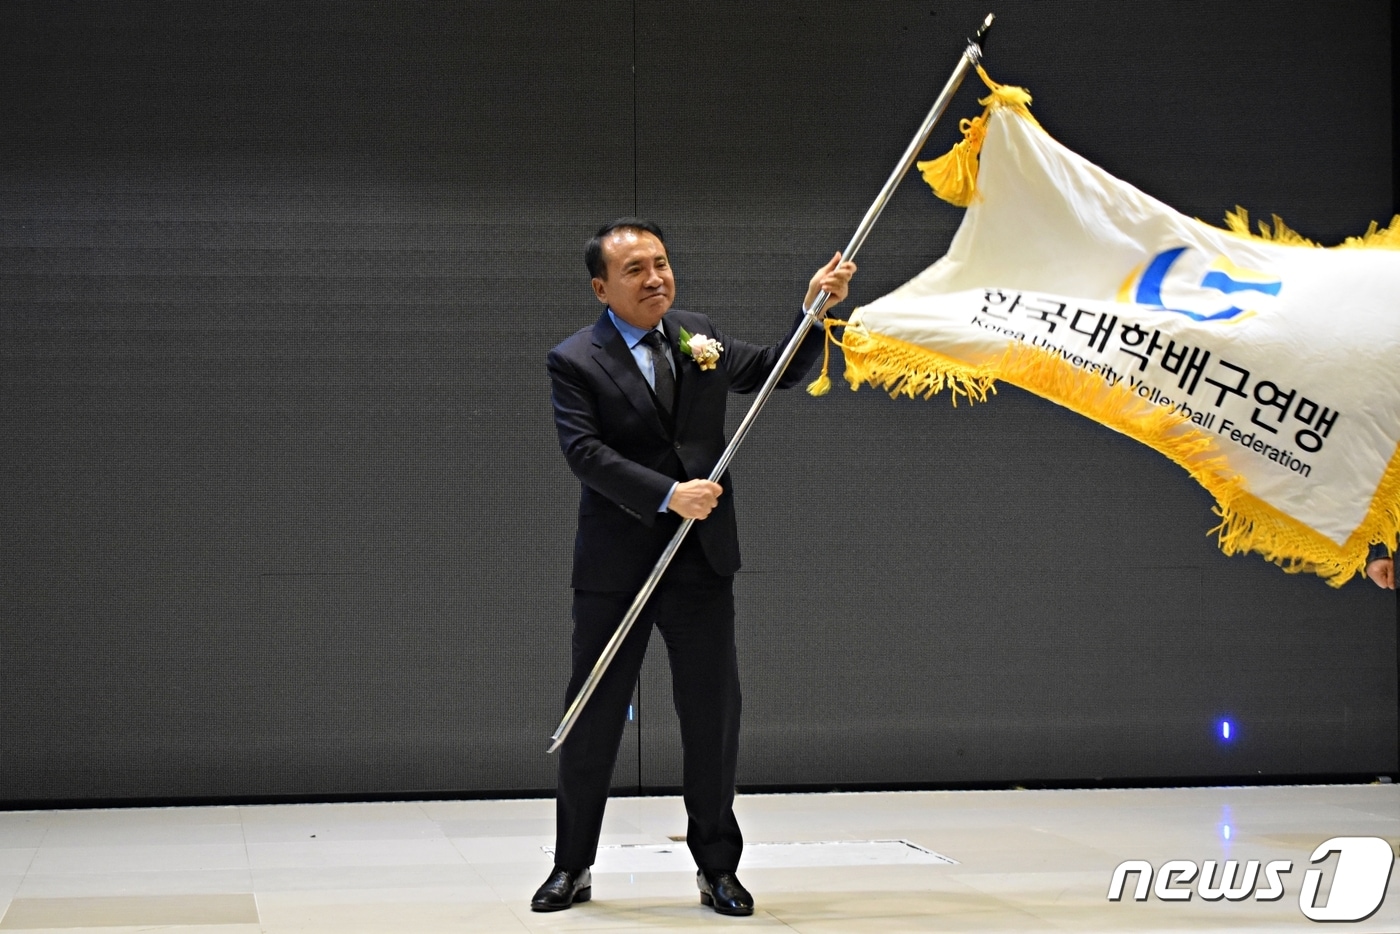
xmin=592 ymin=228 xmax=675 ymax=330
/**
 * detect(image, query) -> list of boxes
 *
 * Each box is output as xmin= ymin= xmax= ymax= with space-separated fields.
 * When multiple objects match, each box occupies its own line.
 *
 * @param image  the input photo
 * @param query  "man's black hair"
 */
xmin=585 ymin=218 xmax=666 ymax=280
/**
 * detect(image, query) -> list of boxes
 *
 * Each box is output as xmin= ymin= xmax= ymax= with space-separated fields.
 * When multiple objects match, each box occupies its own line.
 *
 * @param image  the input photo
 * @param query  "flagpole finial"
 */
xmin=971 ymin=13 xmax=995 ymax=54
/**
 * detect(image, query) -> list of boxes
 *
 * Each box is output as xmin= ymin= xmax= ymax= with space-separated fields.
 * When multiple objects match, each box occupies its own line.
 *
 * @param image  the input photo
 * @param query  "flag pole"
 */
xmin=548 ymin=14 xmax=996 ymax=754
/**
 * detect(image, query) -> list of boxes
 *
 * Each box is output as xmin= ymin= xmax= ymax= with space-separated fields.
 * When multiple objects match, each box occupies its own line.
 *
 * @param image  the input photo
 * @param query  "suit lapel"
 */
xmin=591 ymin=311 xmax=670 ymax=440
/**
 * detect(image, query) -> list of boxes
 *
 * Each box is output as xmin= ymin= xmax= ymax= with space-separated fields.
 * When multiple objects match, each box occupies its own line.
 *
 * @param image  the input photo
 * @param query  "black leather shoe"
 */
xmin=697 ymin=869 xmax=754 ymax=916
xmin=531 ymin=866 xmax=592 ymax=912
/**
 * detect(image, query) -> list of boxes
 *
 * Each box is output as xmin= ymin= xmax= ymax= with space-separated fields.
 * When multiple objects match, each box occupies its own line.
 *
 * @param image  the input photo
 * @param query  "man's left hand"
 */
xmin=1366 ymin=557 xmax=1395 ymax=589
xmin=803 ymin=252 xmax=857 ymax=317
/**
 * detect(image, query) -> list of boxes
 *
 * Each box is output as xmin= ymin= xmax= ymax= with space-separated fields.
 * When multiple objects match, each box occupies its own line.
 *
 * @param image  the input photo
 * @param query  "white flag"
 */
xmin=817 ymin=74 xmax=1400 ymax=585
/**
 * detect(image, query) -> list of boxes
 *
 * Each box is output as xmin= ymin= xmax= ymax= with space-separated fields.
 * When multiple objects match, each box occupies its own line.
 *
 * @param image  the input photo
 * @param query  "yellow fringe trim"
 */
xmin=815 ymin=324 xmax=1400 ymax=586
xmin=818 ymin=321 xmax=998 ymax=406
xmin=915 ymin=66 xmax=1038 ymax=207
xmin=1224 ymin=206 xmax=1400 ymax=250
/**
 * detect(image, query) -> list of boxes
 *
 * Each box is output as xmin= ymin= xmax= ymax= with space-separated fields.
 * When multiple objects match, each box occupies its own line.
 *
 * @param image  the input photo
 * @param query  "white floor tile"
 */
xmin=0 ymin=926 xmax=264 ymax=934
xmin=449 ymin=835 xmax=558 ymax=864
xmin=0 ymin=816 xmax=48 ymax=851
xmin=250 ymin=862 xmax=487 ymax=892
xmin=240 ymin=818 xmax=446 ymax=845
xmin=238 ymin=802 xmax=428 ymax=825
xmin=24 ymin=844 xmax=248 ymax=875
xmin=0 ymin=854 xmax=35 ymax=877
xmin=15 ymin=869 xmax=253 ymax=898
xmin=255 ymin=891 xmax=527 ymax=933
xmin=245 ymin=837 xmax=466 ymax=870
xmin=0 ymin=786 xmax=1391 ymax=932
xmin=44 ymin=806 xmax=239 ymax=828
xmin=36 ymin=822 xmax=244 ymax=849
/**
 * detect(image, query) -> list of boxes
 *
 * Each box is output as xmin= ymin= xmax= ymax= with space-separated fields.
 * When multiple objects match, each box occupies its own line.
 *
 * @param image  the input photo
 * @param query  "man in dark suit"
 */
xmin=532 ymin=218 xmax=855 ymax=916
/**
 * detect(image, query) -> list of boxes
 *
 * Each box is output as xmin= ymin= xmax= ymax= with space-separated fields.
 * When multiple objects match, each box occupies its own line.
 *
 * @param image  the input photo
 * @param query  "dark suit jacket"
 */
xmin=548 ymin=308 xmax=824 ymax=592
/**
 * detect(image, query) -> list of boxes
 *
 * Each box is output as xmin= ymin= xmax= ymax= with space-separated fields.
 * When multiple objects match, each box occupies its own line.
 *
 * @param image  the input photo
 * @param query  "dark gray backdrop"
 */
xmin=0 ymin=1 xmax=1394 ymax=804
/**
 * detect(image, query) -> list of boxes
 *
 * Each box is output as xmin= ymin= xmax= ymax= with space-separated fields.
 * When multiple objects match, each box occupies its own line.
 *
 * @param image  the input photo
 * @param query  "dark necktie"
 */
xmin=641 ymin=329 xmax=676 ymax=414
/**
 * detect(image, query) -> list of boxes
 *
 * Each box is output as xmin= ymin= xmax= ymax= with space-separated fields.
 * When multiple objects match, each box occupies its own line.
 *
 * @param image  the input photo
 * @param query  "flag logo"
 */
xmin=1118 ymin=248 xmax=1282 ymax=322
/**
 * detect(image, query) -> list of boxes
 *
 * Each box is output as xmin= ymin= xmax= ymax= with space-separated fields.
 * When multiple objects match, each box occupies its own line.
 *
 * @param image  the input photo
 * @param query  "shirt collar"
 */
xmin=607 ymin=309 xmax=663 ymax=349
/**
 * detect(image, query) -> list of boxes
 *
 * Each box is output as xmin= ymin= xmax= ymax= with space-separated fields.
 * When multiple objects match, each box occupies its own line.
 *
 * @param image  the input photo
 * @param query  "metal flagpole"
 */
xmin=548 ymin=14 xmax=996 ymax=753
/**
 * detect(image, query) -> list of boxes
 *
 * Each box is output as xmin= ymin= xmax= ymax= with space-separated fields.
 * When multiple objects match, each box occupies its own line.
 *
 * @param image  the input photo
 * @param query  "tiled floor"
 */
xmin=0 ymin=784 xmax=1396 ymax=932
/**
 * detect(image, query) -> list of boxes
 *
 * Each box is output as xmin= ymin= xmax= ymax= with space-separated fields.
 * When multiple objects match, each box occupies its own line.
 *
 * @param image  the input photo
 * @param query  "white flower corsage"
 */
xmin=680 ymin=328 xmax=723 ymax=371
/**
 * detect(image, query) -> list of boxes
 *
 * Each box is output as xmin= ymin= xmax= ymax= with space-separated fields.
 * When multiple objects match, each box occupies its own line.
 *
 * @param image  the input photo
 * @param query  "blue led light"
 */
xmin=1222 ymin=720 xmax=1231 ymax=740
xmin=1219 ymin=805 xmax=1235 ymax=843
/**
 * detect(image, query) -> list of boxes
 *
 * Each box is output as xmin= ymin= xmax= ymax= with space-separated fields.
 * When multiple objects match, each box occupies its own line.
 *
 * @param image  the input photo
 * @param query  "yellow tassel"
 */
xmin=830 ymin=324 xmax=1400 ymax=586
xmin=915 ymin=66 xmax=1037 ymax=208
xmin=805 ymin=319 xmax=841 ymax=397
xmin=917 ymin=115 xmax=987 ymax=207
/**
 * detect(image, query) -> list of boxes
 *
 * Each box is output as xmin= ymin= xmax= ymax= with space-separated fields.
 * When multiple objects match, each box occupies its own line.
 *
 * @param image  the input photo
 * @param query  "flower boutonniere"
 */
xmin=679 ymin=328 xmax=724 ymax=371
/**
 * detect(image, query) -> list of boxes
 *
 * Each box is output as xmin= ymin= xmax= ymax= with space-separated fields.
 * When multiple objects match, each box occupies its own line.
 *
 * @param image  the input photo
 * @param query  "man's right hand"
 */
xmin=669 ymin=479 xmax=723 ymax=520
xmin=1366 ymin=557 xmax=1395 ymax=589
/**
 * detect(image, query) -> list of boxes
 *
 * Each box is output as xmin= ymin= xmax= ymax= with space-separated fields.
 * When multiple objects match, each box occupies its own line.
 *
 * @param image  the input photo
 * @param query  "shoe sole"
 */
xmin=531 ymin=886 xmax=591 ymax=912
xmin=700 ymin=892 xmax=754 ymax=916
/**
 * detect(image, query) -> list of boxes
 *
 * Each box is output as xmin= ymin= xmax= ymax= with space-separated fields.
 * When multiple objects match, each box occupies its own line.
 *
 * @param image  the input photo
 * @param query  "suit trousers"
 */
xmin=553 ymin=540 xmax=743 ymax=874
